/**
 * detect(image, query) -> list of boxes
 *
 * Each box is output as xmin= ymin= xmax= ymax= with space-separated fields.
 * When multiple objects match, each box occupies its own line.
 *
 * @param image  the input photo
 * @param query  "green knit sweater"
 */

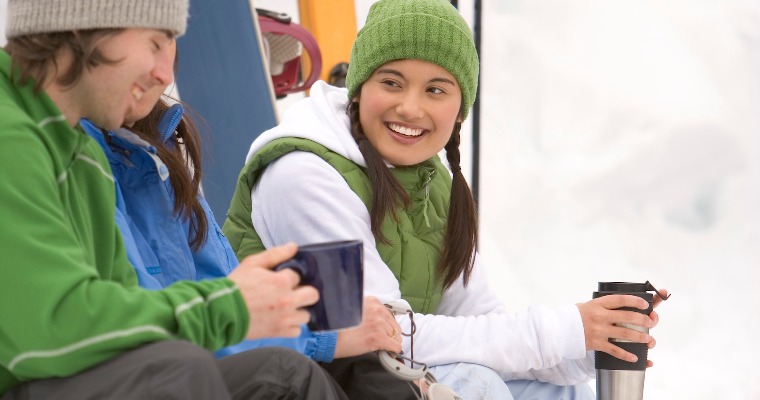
xmin=0 ymin=50 xmax=248 ymax=394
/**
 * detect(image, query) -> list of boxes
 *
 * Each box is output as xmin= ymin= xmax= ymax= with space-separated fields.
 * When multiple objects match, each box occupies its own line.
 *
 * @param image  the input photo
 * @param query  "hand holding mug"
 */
xmin=588 ymin=281 xmax=670 ymax=400
xmin=274 ymin=240 xmax=364 ymax=332
xmin=577 ymin=294 xmax=655 ymax=363
xmin=228 ymin=243 xmax=319 ymax=340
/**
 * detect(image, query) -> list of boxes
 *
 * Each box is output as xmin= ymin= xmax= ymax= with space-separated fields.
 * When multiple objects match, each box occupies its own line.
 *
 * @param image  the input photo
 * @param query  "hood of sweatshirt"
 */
xmin=245 ymin=81 xmax=367 ymax=167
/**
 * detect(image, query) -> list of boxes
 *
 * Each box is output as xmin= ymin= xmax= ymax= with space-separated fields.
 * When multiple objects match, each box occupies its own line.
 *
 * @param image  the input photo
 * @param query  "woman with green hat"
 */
xmin=224 ymin=0 xmax=658 ymax=398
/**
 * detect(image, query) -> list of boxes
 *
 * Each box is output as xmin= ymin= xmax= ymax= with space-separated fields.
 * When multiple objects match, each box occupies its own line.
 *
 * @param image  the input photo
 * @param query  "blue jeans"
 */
xmin=429 ymin=363 xmax=513 ymax=399
xmin=506 ymin=379 xmax=594 ymax=400
xmin=429 ymin=363 xmax=594 ymax=400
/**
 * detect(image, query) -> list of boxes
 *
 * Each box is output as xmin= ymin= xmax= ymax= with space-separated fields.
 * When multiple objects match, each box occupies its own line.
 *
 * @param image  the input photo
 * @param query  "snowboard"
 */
xmin=176 ymin=0 xmax=278 ymax=226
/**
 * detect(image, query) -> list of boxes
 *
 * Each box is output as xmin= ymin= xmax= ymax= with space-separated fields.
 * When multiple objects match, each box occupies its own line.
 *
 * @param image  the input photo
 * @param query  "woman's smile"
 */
xmin=357 ymin=59 xmax=462 ymax=166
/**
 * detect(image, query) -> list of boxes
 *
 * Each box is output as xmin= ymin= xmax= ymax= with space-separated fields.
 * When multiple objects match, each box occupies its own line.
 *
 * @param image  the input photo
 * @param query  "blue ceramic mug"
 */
xmin=275 ymin=240 xmax=364 ymax=332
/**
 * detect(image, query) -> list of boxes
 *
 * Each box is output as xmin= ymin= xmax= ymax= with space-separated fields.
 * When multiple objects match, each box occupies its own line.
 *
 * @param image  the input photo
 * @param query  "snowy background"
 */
xmin=3 ymin=0 xmax=759 ymax=398
xmin=259 ymin=1 xmax=760 ymax=397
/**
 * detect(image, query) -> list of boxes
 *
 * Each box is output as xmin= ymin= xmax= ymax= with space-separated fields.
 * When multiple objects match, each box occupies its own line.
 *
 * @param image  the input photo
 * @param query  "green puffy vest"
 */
xmin=223 ymin=137 xmax=452 ymax=313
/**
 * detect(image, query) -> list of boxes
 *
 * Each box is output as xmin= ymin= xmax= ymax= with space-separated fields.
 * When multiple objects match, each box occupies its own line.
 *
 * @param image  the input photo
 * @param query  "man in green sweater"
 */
xmin=0 ymin=1 xmax=346 ymax=399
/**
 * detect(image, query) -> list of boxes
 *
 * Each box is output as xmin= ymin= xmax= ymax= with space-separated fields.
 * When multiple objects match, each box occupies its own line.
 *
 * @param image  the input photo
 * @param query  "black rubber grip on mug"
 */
xmin=595 ymin=342 xmax=648 ymax=371
xmin=593 ymin=291 xmax=653 ymax=315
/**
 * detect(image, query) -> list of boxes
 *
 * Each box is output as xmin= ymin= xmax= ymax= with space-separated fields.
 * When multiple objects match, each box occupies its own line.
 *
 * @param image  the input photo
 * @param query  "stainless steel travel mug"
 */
xmin=593 ymin=281 xmax=668 ymax=400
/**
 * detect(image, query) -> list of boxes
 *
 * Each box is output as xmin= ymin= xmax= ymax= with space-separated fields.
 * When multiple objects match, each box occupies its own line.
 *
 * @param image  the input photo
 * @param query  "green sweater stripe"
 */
xmin=8 ymin=326 xmax=172 ymax=371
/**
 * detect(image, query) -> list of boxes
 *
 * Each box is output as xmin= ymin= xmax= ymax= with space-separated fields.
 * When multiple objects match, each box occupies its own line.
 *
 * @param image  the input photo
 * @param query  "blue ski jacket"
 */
xmin=80 ymin=105 xmax=337 ymax=362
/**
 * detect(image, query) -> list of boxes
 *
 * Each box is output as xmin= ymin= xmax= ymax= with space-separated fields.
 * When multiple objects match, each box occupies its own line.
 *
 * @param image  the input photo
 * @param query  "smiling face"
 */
xmin=67 ymin=28 xmax=176 ymax=130
xmin=354 ymin=59 xmax=463 ymax=167
xmin=124 ymin=51 xmax=177 ymax=127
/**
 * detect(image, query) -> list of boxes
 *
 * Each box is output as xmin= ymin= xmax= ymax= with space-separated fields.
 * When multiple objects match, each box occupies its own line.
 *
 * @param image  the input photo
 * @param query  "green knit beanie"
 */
xmin=346 ymin=0 xmax=479 ymax=119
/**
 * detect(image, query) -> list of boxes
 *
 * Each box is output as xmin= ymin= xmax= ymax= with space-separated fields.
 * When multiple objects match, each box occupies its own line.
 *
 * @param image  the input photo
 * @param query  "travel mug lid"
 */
xmin=598 ymin=281 xmax=670 ymax=301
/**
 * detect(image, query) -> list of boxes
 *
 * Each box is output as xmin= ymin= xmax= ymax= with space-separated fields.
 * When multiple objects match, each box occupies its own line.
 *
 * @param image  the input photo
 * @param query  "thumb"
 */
xmin=240 ymin=242 xmax=298 ymax=270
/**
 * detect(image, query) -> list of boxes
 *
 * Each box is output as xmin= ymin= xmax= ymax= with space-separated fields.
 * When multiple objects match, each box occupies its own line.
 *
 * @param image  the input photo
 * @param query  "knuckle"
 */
xmin=275 ymin=296 xmax=293 ymax=310
xmin=271 ymin=271 xmax=289 ymax=286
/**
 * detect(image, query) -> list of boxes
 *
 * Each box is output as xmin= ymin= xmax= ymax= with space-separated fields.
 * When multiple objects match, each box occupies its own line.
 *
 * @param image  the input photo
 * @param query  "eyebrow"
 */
xmin=375 ymin=68 xmax=457 ymax=86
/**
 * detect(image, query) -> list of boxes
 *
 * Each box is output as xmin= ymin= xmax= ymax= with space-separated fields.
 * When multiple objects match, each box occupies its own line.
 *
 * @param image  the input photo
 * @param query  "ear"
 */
xmin=456 ymin=104 xmax=465 ymax=123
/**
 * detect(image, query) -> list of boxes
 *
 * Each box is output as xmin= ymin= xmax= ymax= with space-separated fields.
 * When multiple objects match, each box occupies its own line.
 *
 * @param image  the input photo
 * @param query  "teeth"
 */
xmin=131 ymin=87 xmax=144 ymax=101
xmin=389 ymin=123 xmax=423 ymax=137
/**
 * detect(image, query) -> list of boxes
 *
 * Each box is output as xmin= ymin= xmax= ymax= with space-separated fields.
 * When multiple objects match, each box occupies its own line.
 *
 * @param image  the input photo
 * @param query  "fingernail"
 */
xmin=630 ymin=355 xmax=638 ymax=363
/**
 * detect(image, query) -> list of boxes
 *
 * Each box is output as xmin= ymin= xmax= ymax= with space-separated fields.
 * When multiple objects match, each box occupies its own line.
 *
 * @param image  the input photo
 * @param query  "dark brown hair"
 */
xmin=4 ymin=29 xmax=122 ymax=93
xmin=347 ymin=97 xmax=478 ymax=289
xmin=130 ymin=96 xmax=209 ymax=250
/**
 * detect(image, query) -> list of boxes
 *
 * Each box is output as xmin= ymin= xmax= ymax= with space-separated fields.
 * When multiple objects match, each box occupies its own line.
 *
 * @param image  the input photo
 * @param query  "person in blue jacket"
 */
xmin=79 ymin=52 xmax=415 ymax=399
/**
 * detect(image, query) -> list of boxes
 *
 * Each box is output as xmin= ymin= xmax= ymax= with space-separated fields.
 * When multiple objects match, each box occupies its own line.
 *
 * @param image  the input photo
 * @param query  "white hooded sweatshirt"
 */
xmin=245 ymin=81 xmax=594 ymax=384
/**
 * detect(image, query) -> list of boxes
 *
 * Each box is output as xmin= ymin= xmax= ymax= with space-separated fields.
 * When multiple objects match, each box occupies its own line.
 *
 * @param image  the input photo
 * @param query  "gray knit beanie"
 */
xmin=346 ymin=0 xmax=479 ymax=119
xmin=5 ymin=0 xmax=189 ymax=39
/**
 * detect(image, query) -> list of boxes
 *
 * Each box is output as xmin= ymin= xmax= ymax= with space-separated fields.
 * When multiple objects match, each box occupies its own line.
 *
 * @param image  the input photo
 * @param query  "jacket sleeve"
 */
xmin=215 ymin=326 xmax=338 ymax=363
xmin=251 ymin=151 xmax=593 ymax=384
xmin=191 ymin=194 xmax=239 ymax=280
xmin=412 ymin=255 xmax=594 ymax=384
xmin=0 ymin=124 xmax=248 ymax=383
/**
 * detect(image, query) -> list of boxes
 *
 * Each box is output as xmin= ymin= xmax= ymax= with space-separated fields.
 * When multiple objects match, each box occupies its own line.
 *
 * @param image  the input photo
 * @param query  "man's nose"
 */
xmin=152 ymin=44 xmax=176 ymax=86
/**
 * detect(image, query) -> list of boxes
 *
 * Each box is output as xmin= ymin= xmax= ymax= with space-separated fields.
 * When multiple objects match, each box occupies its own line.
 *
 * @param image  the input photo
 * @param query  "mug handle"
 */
xmin=274 ymin=259 xmax=309 ymax=284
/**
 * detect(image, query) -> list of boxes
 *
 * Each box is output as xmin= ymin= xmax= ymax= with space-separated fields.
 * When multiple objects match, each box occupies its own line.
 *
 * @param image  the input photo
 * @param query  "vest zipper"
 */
xmin=422 ymin=169 xmax=435 ymax=228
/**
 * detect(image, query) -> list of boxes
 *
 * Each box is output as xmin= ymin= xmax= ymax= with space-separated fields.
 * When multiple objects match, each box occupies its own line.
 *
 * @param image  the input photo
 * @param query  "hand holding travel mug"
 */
xmin=274 ymin=240 xmax=364 ymax=332
xmin=593 ymin=281 xmax=670 ymax=400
